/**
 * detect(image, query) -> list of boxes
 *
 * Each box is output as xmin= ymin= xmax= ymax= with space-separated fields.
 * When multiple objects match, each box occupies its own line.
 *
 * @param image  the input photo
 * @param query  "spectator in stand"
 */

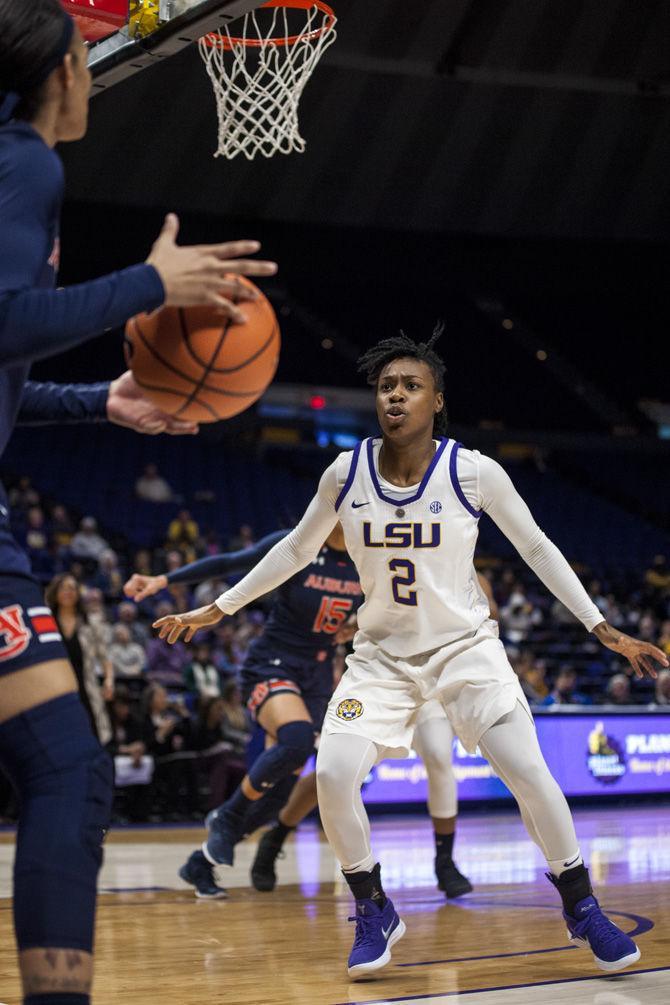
xmin=108 ymin=623 xmax=146 ymax=684
xmin=135 ymin=462 xmax=174 ymax=503
xmin=513 ymin=652 xmax=549 ymax=704
xmin=132 ymin=548 xmax=154 ymax=577
xmin=193 ymin=575 xmax=227 ymax=609
xmin=82 ymin=586 xmax=112 ymax=644
xmin=653 ymin=670 xmax=670 ymax=706
xmin=184 ymin=641 xmax=222 ymax=703
xmin=645 ymin=554 xmax=670 ymax=593
xmin=22 ymin=504 xmax=54 ymax=579
xmin=540 ymin=667 xmax=591 ymax=707
xmin=93 ymin=548 xmax=125 ymax=601
xmin=605 ymin=673 xmax=633 ymax=706
xmin=45 ymin=573 xmax=113 ymax=744
xmin=106 ymin=685 xmax=154 ymax=822
xmin=195 ymin=695 xmax=248 ymax=808
xmin=229 ymin=522 xmax=254 ymax=551
xmin=220 ymin=678 xmax=252 ymax=754
xmin=588 ymin=580 xmax=609 ymax=617
xmin=501 ymin=587 xmax=542 ymax=645
xmin=658 ymin=620 xmax=670 ymax=658
xmin=145 ymin=601 xmax=189 ymax=687
xmin=211 ymin=621 xmax=239 ymax=676
xmin=166 ymin=509 xmax=200 ymax=562
xmin=637 ymin=612 xmax=658 ymax=643
xmin=7 ymin=474 xmax=40 ymax=510
xmin=50 ymin=503 xmax=75 ymax=552
xmin=117 ymin=600 xmax=150 ymax=647
xmin=141 ymin=684 xmax=198 ymax=818
xmin=70 ymin=515 xmax=109 ymax=565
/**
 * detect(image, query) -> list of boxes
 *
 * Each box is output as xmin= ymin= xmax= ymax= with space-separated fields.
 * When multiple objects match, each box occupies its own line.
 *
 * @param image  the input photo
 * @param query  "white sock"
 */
xmin=547 ymin=849 xmax=584 ymax=877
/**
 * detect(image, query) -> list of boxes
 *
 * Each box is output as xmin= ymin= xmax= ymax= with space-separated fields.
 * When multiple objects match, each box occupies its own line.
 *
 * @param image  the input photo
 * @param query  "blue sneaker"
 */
xmin=347 ymin=897 xmax=406 ymax=979
xmin=565 ymin=895 xmax=641 ymax=972
xmin=179 ymin=850 xmax=227 ymax=900
xmin=203 ymin=807 xmax=244 ymax=867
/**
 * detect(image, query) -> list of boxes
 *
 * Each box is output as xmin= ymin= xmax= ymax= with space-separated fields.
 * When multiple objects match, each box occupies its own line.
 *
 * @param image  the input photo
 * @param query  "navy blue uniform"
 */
xmin=0 ymin=121 xmax=164 ymax=673
xmin=167 ymin=533 xmax=363 ymax=728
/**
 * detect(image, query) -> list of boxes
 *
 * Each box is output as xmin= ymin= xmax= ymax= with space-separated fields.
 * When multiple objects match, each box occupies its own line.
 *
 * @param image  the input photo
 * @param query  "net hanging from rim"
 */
xmin=199 ymin=0 xmax=337 ymax=161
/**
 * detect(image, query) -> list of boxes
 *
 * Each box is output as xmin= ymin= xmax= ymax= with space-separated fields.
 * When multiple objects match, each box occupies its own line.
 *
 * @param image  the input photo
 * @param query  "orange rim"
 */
xmin=202 ymin=0 xmax=335 ymax=50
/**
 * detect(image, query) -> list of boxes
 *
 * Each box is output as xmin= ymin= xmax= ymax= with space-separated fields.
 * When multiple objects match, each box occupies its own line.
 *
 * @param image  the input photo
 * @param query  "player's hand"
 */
xmin=124 ymin=572 xmax=169 ymax=602
xmin=593 ymin=621 xmax=669 ymax=679
xmin=146 ymin=213 xmax=278 ymax=319
xmin=108 ymin=371 xmax=199 ymax=435
xmin=153 ymin=602 xmax=224 ymax=644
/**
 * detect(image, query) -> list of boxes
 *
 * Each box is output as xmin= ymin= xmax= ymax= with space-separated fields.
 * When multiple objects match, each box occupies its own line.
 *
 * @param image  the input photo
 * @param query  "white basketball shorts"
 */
xmin=322 ymin=620 xmax=532 ymax=756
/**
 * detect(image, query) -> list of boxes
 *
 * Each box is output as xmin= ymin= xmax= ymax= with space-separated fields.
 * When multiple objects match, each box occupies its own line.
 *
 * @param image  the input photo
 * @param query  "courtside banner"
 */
xmin=360 ymin=711 xmax=670 ymax=803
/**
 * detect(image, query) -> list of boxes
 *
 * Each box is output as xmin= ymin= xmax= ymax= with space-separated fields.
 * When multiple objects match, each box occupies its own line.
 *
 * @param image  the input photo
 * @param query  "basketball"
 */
xmin=124 ymin=275 xmax=280 ymax=423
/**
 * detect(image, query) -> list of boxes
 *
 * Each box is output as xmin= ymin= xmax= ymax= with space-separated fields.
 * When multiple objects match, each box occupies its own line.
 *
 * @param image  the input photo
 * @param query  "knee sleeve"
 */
xmin=247 ymin=720 xmax=315 ymax=791
xmin=0 ymin=693 xmax=113 ymax=952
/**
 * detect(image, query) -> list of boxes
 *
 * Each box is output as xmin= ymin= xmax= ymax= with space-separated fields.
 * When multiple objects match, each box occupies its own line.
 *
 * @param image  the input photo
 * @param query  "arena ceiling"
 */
xmin=62 ymin=0 xmax=670 ymax=241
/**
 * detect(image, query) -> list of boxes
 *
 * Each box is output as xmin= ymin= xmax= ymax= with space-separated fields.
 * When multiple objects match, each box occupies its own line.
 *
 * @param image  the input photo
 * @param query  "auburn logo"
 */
xmin=0 ymin=605 xmax=31 ymax=663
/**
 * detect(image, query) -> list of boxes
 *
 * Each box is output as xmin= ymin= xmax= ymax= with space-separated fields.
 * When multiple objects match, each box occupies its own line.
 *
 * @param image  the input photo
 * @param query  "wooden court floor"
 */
xmin=0 ymin=807 xmax=669 ymax=1005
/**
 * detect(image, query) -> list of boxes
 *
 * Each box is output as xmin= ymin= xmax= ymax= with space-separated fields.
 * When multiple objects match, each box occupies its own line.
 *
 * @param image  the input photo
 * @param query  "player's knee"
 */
xmin=0 ymin=694 xmax=113 ymax=952
xmin=276 ymin=720 xmax=316 ymax=767
xmin=247 ymin=720 xmax=316 ymax=791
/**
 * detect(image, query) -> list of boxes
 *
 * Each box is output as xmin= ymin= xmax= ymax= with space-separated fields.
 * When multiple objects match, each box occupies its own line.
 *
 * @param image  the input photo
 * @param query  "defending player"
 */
xmin=0 ymin=3 xmax=276 ymax=1002
xmin=127 ymin=542 xmax=479 ymax=900
xmin=156 ymin=325 xmax=667 ymax=979
xmin=250 ymin=573 xmax=498 ymax=897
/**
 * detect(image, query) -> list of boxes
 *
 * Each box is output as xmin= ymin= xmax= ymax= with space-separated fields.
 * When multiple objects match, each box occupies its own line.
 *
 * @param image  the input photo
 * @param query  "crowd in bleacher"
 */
xmin=1 ymin=469 xmax=669 ymax=823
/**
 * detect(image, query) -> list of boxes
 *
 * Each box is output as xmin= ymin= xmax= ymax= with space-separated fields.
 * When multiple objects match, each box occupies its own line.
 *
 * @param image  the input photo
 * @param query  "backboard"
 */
xmin=62 ymin=1 xmax=265 ymax=94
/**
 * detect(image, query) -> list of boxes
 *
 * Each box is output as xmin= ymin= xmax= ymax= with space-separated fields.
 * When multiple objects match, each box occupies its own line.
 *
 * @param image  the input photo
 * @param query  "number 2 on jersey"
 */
xmin=312 ymin=596 xmax=354 ymax=633
xmin=388 ymin=558 xmax=418 ymax=606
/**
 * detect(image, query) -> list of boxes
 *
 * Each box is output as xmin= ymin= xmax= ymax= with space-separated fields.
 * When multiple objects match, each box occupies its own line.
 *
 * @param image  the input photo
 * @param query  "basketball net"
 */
xmin=198 ymin=0 xmax=337 ymax=161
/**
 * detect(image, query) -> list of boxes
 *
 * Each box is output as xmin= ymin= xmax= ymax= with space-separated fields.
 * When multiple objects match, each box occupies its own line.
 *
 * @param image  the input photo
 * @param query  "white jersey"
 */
xmin=336 ymin=437 xmax=489 ymax=657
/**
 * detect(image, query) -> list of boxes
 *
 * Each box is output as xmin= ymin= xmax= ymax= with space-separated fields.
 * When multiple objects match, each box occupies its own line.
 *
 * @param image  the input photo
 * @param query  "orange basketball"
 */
xmin=124 ymin=275 xmax=280 ymax=423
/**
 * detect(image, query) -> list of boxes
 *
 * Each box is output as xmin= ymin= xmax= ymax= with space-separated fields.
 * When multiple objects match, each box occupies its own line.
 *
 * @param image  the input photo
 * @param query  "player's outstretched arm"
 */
xmin=153 ymin=463 xmax=341 ymax=643
xmin=478 ymin=454 xmax=669 ymax=678
xmin=124 ymin=529 xmax=289 ymax=601
xmin=0 ymin=214 xmax=277 ymax=368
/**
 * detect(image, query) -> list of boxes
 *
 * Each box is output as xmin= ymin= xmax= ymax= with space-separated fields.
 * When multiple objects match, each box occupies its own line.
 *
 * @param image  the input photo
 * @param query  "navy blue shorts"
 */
xmin=241 ymin=654 xmax=332 ymax=731
xmin=0 ymin=574 xmax=67 ymax=676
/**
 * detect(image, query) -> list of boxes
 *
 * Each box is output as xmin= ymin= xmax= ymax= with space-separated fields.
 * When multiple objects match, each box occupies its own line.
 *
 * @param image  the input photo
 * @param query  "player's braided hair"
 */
xmin=357 ymin=321 xmax=448 ymax=437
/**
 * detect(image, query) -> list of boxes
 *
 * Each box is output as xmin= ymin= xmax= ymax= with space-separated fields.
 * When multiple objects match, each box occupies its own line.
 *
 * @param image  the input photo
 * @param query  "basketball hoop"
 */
xmin=198 ymin=0 xmax=336 ymax=160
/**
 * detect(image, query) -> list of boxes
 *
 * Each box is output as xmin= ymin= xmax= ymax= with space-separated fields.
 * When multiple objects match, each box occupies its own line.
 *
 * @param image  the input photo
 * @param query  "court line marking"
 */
xmin=397 ymin=907 xmax=654 ymax=967
xmin=336 ymin=965 xmax=670 ymax=1005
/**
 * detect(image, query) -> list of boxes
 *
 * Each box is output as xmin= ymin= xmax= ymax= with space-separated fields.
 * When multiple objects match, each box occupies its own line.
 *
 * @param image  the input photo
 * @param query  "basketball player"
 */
xmin=0 ymin=3 xmax=276 ymax=1002
xmin=127 ymin=537 xmax=478 ymax=900
xmin=156 ymin=326 xmax=667 ymax=979
xmin=251 ymin=573 xmax=497 ymax=897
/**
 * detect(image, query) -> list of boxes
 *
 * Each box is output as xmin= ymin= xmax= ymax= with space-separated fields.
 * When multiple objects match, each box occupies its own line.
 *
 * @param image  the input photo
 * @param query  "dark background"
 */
xmin=37 ymin=0 xmax=670 ymax=435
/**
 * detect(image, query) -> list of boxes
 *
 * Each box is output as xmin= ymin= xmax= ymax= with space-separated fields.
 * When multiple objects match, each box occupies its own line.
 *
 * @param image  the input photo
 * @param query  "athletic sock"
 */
xmin=547 ymin=863 xmax=592 ymax=916
xmin=435 ymin=831 xmax=455 ymax=859
xmin=223 ymin=787 xmax=254 ymax=822
xmin=25 ymin=995 xmax=89 ymax=1005
xmin=547 ymin=849 xmax=584 ymax=878
xmin=272 ymin=820 xmax=294 ymax=845
xmin=343 ymin=862 xmax=386 ymax=908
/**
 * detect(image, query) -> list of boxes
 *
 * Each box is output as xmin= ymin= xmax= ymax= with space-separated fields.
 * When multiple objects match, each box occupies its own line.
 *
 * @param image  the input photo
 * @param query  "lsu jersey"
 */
xmin=335 ymin=437 xmax=490 ymax=658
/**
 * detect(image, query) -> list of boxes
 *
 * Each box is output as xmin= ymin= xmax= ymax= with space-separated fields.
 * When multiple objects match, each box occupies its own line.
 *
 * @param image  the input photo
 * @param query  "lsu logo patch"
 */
xmin=336 ymin=698 xmax=363 ymax=721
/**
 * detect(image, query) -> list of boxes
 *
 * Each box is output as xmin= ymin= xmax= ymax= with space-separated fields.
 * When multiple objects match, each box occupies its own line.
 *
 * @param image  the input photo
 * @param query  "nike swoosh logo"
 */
xmin=382 ymin=923 xmax=394 ymax=939
xmin=563 ymin=854 xmax=581 ymax=868
xmin=351 ymin=501 xmax=370 ymax=509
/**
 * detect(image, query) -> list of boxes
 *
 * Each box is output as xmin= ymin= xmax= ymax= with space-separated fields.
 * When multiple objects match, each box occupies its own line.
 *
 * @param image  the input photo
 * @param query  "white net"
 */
xmin=198 ymin=3 xmax=337 ymax=161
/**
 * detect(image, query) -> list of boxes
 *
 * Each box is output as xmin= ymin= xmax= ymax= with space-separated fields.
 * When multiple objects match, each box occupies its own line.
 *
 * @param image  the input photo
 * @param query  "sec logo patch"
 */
xmin=336 ymin=698 xmax=363 ymax=721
